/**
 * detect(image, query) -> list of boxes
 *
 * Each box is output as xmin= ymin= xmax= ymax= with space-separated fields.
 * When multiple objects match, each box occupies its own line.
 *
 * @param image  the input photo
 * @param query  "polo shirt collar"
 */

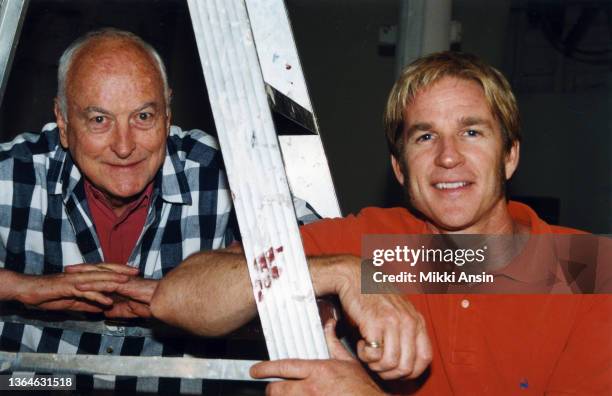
xmin=490 ymin=201 xmax=560 ymax=284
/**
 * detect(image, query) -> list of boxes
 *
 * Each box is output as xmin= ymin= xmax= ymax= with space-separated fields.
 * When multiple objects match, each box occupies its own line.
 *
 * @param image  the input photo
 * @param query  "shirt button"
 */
xmin=461 ymin=299 xmax=470 ymax=309
xmin=106 ymin=347 xmax=114 ymax=354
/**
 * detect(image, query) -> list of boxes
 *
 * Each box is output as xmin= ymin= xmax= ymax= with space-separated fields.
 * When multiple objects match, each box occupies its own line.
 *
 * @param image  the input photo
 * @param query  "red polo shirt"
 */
xmin=85 ymin=180 xmax=153 ymax=264
xmin=300 ymin=202 xmax=611 ymax=395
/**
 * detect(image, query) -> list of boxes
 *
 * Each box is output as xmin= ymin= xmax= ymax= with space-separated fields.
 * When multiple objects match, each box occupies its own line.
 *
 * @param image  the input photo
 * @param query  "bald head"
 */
xmin=57 ymin=29 xmax=170 ymax=118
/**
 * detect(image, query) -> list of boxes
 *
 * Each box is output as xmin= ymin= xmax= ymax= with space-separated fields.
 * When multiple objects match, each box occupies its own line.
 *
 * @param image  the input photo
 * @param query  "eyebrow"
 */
xmin=133 ymin=102 xmax=159 ymax=113
xmin=83 ymin=106 xmax=111 ymax=115
xmin=458 ymin=116 xmax=493 ymax=128
xmin=405 ymin=122 xmax=433 ymax=138
xmin=83 ymin=102 xmax=159 ymax=115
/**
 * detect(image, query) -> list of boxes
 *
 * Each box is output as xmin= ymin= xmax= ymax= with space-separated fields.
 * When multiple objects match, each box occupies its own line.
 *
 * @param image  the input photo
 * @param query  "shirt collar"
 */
xmin=158 ymin=134 xmax=192 ymax=205
xmin=84 ymin=178 xmax=153 ymax=221
xmin=46 ymin=135 xmax=81 ymax=203
xmin=488 ymin=202 xmax=561 ymax=284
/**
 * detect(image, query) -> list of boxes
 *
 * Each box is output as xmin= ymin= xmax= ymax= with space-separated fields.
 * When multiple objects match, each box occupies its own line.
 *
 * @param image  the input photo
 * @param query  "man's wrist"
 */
xmin=0 ymin=270 xmax=31 ymax=302
xmin=309 ymin=255 xmax=359 ymax=297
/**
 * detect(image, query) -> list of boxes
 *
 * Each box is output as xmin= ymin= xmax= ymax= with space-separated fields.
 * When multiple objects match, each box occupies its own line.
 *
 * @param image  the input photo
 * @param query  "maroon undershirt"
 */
xmin=85 ymin=180 xmax=153 ymax=264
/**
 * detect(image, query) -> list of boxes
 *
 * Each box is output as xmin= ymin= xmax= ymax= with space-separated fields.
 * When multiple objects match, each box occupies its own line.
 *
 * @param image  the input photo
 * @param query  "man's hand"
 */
xmin=311 ymin=255 xmax=432 ymax=380
xmin=251 ymin=319 xmax=385 ymax=396
xmin=67 ymin=264 xmax=157 ymax=318
xmin=15 ymin=270 xmax=131 ymax=313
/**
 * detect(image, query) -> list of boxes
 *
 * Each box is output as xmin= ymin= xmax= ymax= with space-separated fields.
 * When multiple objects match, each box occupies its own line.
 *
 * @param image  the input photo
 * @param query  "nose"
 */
xmin=110 ymin=121 xmax=136 ymax=159
xmin=434 ymin=136 xmax=465 ymax=169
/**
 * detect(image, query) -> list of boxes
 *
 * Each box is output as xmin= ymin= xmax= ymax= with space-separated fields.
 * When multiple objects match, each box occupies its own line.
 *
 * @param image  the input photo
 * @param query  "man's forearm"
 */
xmin=150 ymin=248 xmax=356 ymax=337
xmin=0 ymin=269 xmax=24 ymax=301
xmin=150 ymin=248 xmax=258 ymax=336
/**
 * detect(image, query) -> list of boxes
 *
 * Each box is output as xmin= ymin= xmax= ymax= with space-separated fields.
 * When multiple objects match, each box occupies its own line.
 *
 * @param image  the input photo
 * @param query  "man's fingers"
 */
xmin=127 ymin=300 xmax=152 ymax=318
xmin=68 ymin=301 xmax=106 ymax=313
xmin=74 ymin=290 xmax=114 ymax=306
xmin=358 ymin=321 xmax=385 ymax=364
xmin=399 ymin=316 xmax=418 ymax=376
xmin=357 ymin=339 xmax=383 ymax=363
xmin=65 ymin=264 xmax=95 ymax=273
xmin=378 ymin=314 xmax=432 ymax=380
xmin=75 ymin=281 xmax=120 ymax=293
xmin=368 ymin=325 xmax=400 ymax=372
xmin=69 ymin=272 xmax=130 ymax=284
xmin=38 ymin=299 xmax=103 ymax=313
xmin=323 ymin=319 xmax=354 ymax=362
xmin=65 ymin=263 xmax=139 ymax=275
xmin=97 ymin=264 xmax=139 ymax=275
xmin=104 ymin=303 xmax=139 ymax=318
xmin=410 ymin=322 xmax=433 ymax=379
xmin=250 ymin=359 xmax=313 ymax=380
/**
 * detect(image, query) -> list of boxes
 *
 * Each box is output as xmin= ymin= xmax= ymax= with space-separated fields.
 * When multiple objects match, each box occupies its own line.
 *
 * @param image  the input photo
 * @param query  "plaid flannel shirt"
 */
xmin=0 ymin=124 xmax=318 ymax=394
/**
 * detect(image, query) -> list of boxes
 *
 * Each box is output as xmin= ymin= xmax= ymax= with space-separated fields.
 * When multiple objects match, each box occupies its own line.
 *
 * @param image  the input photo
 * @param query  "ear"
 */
xmin=54 ymin=98 xmax=69 ymax=149
xmin=391 ymin=155 xmax=405 ymax=185
xmin=504 ymin=141 xmax=520 ymax=180
xmin=165 ymin=89 xmax=173 ymax=134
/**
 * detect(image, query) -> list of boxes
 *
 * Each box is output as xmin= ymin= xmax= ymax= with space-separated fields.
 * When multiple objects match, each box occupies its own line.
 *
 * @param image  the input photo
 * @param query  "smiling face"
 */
xmin=55 ymin=37 xmax=170 ymax=211
xmin=391 ymin=77 xmax=519 ymax=234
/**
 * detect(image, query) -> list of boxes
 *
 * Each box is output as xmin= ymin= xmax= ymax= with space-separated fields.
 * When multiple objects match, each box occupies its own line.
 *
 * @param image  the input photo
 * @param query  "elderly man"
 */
xmin=0 ymin=27 xmax=420 ymax=393
xmin=0 ymin=27 xmax=307 ymax=392
xmin=152 ymin=52 xmax=611 ymax=395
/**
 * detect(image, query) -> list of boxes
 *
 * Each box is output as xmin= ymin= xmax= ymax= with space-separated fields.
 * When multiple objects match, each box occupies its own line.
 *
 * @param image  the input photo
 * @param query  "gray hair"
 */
xmin=57 ymin=28 xmax=170 ymax=118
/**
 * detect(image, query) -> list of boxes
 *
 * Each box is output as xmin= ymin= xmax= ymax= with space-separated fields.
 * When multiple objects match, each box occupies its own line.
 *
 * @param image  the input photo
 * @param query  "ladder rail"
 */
xmin=0 ymin=0 xmax=28 ymax=107
xmin=187 ymin=0 xmax=329 ymax=360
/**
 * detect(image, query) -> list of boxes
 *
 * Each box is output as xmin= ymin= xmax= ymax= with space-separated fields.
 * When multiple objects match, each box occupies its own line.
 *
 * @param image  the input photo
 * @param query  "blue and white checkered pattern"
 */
xmin=0 ymin=125 xmax=318 ymax=393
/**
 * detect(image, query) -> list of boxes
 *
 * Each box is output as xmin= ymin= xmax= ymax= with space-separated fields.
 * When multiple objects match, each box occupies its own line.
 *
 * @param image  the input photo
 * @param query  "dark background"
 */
xmin=1 ymin=0 xmax=610 ymax=233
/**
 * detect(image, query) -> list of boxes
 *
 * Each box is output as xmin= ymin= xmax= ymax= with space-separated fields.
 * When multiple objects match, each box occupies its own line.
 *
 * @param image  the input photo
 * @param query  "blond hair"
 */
xmin=384 ymin=51 xmax=520 ymax=157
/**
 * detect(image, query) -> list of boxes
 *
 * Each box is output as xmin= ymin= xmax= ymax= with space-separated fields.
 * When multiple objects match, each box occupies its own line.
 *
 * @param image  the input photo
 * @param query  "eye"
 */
xmin=132 ymin=111 xmax=156 ymax=128
xmin=87 ymin=114 xmax=111 ymax=133
xmin=464 ymin=129 xmax=481 ymax=137
xmin=416 ymin=133 xmax=433 ymax=142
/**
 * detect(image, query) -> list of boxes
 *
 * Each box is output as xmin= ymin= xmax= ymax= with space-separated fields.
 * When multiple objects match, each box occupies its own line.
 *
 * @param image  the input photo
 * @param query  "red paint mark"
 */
xmin=258 ymin=254 xmax=268 ymax=270
xmin=252 ymin=246 xmax=283 ymax=296
xmin=266 ymin=247 xmax=275 ymax=262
